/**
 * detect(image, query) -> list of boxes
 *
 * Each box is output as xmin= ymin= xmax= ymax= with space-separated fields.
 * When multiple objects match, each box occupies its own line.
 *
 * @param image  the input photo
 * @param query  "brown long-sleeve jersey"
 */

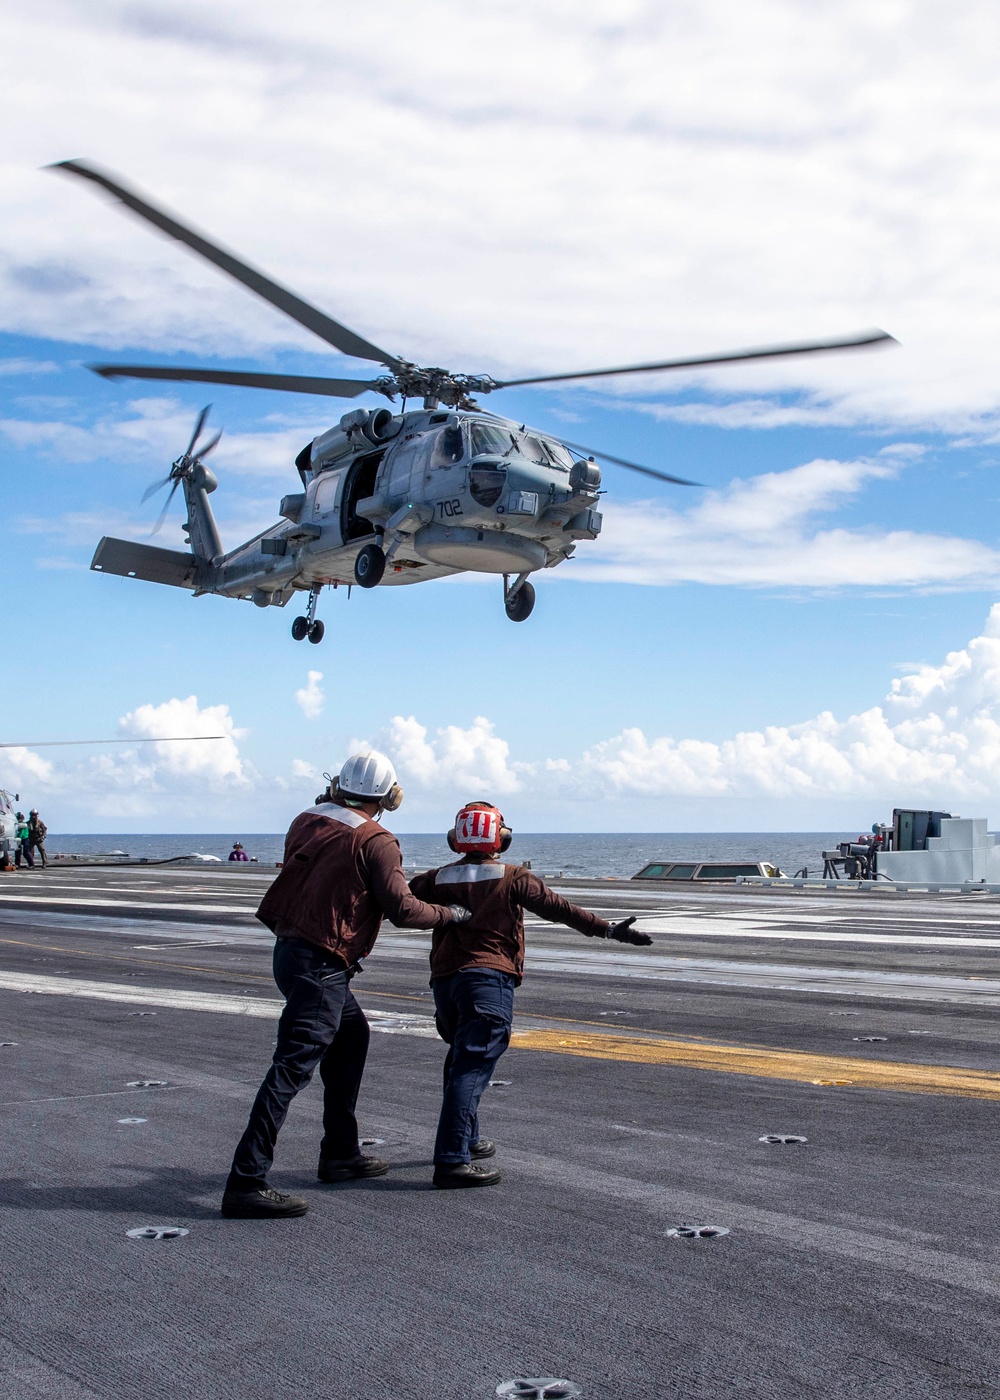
xmin=408 ymin=858 xmax=609 ymax=984
xmin=257 ymin=803 xmax=455 ymax=965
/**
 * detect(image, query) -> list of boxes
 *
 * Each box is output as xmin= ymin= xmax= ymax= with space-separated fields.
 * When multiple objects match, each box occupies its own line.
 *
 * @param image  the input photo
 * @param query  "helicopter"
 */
xmin=52 ymin=160 xmax=894 ymax=642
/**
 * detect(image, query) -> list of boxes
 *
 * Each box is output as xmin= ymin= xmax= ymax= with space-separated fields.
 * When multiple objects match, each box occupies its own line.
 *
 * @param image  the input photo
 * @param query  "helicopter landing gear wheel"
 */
xmin=307 ymin=620 xmax=325 ymax=644
xmin=291 ymin=616 xmax=309 ymax=641
xmin=504 ymin=578 xmax=535 ymax=622
xmin=354 ymin=542 xmax=386 ymax=588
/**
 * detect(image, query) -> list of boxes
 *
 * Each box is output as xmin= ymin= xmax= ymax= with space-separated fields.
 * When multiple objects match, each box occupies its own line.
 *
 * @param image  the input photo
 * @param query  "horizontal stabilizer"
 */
xmin=91 ymin=537 xmax=202 ymax=589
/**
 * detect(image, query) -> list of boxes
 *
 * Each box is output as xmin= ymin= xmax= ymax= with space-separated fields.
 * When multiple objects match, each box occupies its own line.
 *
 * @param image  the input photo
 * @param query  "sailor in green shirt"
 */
xmin=14 ymin=813 xmax=31 ymax=868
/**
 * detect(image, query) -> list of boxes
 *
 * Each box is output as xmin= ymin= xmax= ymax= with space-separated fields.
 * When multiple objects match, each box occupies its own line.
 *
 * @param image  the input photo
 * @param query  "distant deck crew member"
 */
xmin=15 ymin=813 xmax=31 ymax=869
xmin=409 ymin=802 xmax=652 ymax=1189
xmin=221 ymin=751 xmax=468 ymax=1220
xmin=228 ymin=841 xmax=250 ymax=862
xmin=27 ymin=810 xmax=47 ymax=868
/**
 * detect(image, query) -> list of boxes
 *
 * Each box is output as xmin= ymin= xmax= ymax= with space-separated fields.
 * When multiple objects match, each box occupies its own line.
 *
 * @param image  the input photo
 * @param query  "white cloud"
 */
xmin=379 ymin=715 xmax=522 ymax=795
xmin=295 ymin=671 xmax=324 ymax=719
xmin=370 ymin=605 xmax=1000 ymax=807
xmin=117 ymin=695 xmax=249 ymax=785
xmin=576 ymin=453 xmax=1000 ymax=590
xmin=5 ymin=1 xmax=1000 ymax=432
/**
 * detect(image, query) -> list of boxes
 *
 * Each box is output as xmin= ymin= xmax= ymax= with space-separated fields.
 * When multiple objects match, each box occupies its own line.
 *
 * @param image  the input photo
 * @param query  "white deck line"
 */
xmin=0 ymin=894 xmax=257 ymax=916
xmin=0 ymin=970 xmax=439 ymax=1035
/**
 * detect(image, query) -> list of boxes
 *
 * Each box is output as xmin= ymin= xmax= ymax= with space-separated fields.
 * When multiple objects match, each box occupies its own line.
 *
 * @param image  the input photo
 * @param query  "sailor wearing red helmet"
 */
xmin=409 ymin=801 xmax=652 ymax=1188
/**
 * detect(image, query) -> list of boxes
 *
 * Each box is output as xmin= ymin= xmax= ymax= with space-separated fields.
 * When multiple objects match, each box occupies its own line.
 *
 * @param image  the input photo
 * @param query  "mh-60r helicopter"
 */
xmin=53 ymin=161 xmax=894 ymax=642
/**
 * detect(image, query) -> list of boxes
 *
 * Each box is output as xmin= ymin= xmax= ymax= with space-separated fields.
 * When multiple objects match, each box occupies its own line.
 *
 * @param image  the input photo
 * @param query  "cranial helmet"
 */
xmin=447 ymin=801 xmax=512 ymax=855
xmin=334 ymin=750 xmax=403 ymax=812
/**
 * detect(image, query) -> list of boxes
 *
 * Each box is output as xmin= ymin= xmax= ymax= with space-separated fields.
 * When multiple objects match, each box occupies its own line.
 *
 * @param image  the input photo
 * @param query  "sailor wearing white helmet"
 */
xmin=222 ymin=750 xmax=469 ymax=1220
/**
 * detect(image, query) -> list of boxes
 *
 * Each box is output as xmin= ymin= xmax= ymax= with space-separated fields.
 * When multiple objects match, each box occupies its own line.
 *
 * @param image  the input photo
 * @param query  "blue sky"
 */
xmin=6 ymin=0 xmax=1000 ymax=833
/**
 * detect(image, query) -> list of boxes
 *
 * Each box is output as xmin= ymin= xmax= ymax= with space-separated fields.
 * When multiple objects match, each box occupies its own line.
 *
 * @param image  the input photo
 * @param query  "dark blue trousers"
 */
xmin=227 ymin=937 xmax=370 ymax=1189
xmin=432 ymin=968 xmax=515 ymax=1165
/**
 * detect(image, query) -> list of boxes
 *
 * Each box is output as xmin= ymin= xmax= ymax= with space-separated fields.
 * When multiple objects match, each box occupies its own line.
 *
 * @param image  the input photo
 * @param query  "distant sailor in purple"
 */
xmin=228 ymin=842 xmax=250 ymax=862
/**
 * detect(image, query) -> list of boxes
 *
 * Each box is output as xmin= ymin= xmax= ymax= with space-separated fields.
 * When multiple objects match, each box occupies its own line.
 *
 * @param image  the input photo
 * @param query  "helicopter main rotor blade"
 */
xmin=88 ymin=364 xmax=381 ymax=398
xmin=495 ymin=329 xmax=897 ymax=390
xmin=50 ymin=160 xmax=406 ymax=372
xmin=556 ymin=437 xmax=702 ymax=487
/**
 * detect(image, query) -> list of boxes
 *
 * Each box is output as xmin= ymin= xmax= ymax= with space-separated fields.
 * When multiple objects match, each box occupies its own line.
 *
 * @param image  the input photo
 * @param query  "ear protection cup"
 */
xmin=382 ymin=783 xmax=403 ymax=813
xmin=498 ymin=827 xmax=513 ymax=853
xmin=446 ymin=828 xmax=458 ymax=852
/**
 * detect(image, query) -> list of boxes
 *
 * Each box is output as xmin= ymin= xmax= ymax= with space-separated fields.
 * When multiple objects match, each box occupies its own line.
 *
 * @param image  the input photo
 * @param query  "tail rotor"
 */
xmin=141 ymin=405 xmax=222 ymax=536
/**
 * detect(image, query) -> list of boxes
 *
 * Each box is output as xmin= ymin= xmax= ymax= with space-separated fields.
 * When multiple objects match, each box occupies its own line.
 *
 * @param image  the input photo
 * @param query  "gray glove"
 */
xmin=446 ymin=904 xmax=472 ymax=923
xmin=606 ymin=916 xmax=652 ymax=947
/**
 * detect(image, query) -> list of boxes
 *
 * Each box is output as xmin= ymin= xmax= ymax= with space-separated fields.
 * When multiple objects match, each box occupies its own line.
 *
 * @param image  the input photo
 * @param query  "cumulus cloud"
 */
xmin=2 ymin=695 xmax=252 ymax=821
xmin=577 ymin=452 xmax=1000 ymax=590
xmin=295 ymin=671 xmax=324 ymax=719
xmin=378 ymin=715 xmax=522 ymax=795
xmin=117 ymin=695 xmax=249 ymax=785
xmin=370 ymin=606 xmax=1000 ymax=806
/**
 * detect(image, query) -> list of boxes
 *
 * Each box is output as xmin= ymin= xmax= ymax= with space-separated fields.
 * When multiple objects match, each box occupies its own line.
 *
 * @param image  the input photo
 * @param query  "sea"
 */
xmin=48 ymin=832 xmax=853 ymax=880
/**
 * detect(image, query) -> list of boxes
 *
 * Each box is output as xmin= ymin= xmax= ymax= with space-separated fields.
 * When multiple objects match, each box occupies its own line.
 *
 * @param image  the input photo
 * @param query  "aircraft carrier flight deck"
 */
xmin=2 ymin=864 xmax=999 ymax=1399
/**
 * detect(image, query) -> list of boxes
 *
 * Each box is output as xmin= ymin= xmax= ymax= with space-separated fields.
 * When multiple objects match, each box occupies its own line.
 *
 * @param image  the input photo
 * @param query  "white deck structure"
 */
xmin=876 ymin=816 xmax=1000 ymax=883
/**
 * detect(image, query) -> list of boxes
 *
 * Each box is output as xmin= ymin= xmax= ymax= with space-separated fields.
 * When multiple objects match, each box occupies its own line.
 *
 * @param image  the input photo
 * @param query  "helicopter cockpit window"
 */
xmin=541 ymin=437 xmax=574 ymax=469
xmin=430 ymin=424 xmax=465 ymax=468
xmin=471 ymin=422 xmax=515 ymax=458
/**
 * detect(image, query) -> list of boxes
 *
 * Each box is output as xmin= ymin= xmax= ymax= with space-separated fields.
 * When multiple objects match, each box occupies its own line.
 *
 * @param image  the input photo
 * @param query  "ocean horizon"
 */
xmin=46 ymin=831 xmax=863 ymax=880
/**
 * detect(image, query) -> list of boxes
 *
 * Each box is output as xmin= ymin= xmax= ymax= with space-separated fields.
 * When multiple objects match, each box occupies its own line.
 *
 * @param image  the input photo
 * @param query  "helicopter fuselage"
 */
xmin=93 ymin=406 xmax=604 ymax=620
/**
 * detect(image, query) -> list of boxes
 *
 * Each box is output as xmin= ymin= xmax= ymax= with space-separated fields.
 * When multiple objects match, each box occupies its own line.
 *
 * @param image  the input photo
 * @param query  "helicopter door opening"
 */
xmin=342 ymin=452 xmax=384 ymax=542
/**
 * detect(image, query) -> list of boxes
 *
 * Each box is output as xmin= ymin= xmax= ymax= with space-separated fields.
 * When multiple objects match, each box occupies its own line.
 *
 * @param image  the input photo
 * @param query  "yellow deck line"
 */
xmin=511 ymin=1028 xmax=1000 ymax=1099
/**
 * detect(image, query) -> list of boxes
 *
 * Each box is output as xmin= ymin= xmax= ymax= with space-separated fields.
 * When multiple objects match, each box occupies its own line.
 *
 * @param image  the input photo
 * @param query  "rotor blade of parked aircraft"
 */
xmin=89 ymin=364 xmax=380 ymax=398
xmin=556 ymin=437 xmax=702 ymax=487
xmin=495 ymin=330 xmax=897 ymax=389
xmin=50 ymin=160 xmax=407 ymax=372
xmin=0 ymin=736 xmax=226 ymax=747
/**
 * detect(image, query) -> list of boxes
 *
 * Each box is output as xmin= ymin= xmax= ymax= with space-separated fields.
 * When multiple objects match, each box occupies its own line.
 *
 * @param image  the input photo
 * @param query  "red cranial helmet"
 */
xmin=447 ymin=801 xmax=513 ymax=855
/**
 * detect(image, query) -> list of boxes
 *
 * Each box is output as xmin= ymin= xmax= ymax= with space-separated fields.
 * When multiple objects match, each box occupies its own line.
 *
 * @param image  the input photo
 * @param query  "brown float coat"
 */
xmin=257 ymin=803 xmax=456 ymax=966
xmin=409 ymin=858 xmax=610 ymax=984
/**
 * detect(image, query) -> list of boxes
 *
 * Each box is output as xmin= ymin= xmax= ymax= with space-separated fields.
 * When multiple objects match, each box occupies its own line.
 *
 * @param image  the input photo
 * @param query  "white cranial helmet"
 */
xmin=337 ymin=750 xmax=403 ymax=810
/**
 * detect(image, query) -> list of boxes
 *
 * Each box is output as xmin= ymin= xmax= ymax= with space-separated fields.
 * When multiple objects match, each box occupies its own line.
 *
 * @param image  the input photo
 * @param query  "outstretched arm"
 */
xmin=515 ymin=872 xmax=651 ymax=945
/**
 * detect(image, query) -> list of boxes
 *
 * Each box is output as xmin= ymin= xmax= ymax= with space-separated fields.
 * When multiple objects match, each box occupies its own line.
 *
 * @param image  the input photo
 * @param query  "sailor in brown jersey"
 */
xmin=409 ymin=801 xmax=652 ymax=1188
xmin=221 ymin=752 xmax=469 ymax=1220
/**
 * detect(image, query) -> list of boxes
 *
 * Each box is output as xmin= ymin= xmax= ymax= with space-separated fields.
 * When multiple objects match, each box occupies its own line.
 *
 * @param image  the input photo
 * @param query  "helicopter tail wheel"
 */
xmin=354 ymin=542 xmax=386 ymax=588
xmin=307 ymin=620 xmax=325 ymax=644
xmin=504 ymin=579 xmax=535 ymax=622
xmin=291 ymin=616 xmax=309 ymax=641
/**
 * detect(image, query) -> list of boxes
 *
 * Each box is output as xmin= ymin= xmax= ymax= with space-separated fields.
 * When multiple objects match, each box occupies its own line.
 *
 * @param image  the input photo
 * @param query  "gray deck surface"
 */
xmin=1 ymin=864 xmax=999 ymax=1399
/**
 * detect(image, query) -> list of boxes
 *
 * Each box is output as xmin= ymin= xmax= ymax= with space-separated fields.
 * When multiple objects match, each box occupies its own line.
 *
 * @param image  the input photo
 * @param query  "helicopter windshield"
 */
xmin=519 ymin=433 xmax=573 ymax=470
xmin=471 ymin=422 xmax=515 ymax=457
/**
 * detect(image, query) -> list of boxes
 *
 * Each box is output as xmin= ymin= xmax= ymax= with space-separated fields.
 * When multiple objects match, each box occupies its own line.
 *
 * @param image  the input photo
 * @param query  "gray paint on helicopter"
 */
xmin=52 ymin=159 xmax=896 ymax=639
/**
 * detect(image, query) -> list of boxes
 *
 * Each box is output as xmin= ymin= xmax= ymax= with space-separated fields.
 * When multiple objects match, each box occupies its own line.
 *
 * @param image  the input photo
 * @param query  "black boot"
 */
xmin=221 ymin=1185 xmax=308 ymax=1219
xmin=433 ymin=1162 xmax=502 ymax=1189
xmin=470 ymin=1139 xmax=496 ymax=1159
xmin=318 ymin=1151 xmax=390 ymax=1183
